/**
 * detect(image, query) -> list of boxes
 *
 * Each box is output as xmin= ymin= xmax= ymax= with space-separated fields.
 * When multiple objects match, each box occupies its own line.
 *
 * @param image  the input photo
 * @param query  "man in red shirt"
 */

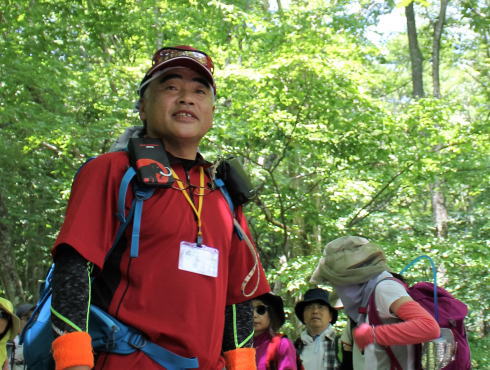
xmin=50 ymin=46 xmax=270 ymax=369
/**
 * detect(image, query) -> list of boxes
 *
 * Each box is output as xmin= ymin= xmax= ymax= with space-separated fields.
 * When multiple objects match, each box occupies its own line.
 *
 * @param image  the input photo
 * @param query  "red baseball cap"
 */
xmin=138 ymin=45 xmax=216 ymax=97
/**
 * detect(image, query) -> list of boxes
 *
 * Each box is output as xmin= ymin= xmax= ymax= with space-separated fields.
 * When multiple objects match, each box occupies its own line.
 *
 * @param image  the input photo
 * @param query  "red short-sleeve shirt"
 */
xmin=54 ymin=151 xmax=270 ymax=369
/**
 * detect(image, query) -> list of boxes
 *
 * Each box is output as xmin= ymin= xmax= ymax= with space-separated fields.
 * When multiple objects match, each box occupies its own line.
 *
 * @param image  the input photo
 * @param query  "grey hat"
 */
xmin=16 ymin=303 xmax=34 ymax=319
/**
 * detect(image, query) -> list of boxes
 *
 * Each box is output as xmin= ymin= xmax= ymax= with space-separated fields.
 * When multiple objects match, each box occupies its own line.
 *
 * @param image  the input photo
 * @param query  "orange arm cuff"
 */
xmin=223 ymin=348 xmax=256 ymax=370
xmin=52 ymin=331 xmax=94 ymax=370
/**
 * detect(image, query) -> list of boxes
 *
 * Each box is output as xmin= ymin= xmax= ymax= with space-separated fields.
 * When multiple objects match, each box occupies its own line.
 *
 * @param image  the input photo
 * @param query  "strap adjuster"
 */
xmin=129 ymin=333 xmax=148 ymax=349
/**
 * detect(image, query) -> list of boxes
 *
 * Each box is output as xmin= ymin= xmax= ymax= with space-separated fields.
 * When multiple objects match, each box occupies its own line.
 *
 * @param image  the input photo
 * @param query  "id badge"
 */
xmin=178 ymin=241 xmax=219 ymax=277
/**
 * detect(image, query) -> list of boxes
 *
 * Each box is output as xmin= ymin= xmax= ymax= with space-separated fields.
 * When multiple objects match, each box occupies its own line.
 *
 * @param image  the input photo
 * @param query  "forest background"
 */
xmin=1 ymin=0 xmax=488 ymax=367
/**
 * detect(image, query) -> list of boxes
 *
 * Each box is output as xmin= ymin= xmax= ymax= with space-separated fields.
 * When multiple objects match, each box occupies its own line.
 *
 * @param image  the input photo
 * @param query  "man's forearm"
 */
xmin=51 ymin=245 xmax=94 ymax=370
xmin=52 ymin=245 xmax=91 ymax=335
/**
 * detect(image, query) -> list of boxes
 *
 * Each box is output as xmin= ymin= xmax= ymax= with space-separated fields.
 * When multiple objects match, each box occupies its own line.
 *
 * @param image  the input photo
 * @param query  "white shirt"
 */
xmin=353 ymin=278 xmax=415 ymax=370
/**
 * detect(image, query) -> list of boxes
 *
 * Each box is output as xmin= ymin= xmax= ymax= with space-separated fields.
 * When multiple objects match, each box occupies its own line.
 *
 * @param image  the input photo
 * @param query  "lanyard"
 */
xmin=171 ymin=166 xmax=205 ymax=245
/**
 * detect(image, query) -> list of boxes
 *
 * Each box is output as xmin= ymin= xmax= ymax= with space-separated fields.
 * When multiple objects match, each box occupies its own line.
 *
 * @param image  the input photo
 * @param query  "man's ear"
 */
xmin=210 ymin=105 xmax=215 ymax=127
xmin=138 ymin=99 xmax=146 ymax=121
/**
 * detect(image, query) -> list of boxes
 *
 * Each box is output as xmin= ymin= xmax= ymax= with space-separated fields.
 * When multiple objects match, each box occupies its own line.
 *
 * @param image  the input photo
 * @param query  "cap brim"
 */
xmin=144 ymin=56 xmax=214 ymax=89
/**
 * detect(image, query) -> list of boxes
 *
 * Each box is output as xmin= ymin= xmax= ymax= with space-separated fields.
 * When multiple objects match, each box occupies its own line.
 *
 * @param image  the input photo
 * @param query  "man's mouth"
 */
xmin=174 ymin=111 xmax=197 ymax=119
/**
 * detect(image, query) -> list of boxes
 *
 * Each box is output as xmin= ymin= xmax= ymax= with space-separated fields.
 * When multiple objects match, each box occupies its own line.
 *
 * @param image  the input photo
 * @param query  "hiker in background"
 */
xmin=0 ymin=298 xmax=20 ymax=370
xmin=310 ymin=236 xmax=440 ymax=369
xmin=252 ymin=293 xmax=297 ymax=369
xmin=50 ymin=46 xmax=270 ymax=369
xmin=10 ymin=303 xmax=34 ymax=369
xmin=294 ymin=288 xmax=339 ymax=370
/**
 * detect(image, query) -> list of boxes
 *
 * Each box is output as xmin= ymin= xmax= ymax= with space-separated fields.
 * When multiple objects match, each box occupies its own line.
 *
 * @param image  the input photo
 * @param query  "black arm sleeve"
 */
xmin=51 ymin=244 xmax=91 ymax=336
xmin=222 ymin=300 xmax=254 ymax=352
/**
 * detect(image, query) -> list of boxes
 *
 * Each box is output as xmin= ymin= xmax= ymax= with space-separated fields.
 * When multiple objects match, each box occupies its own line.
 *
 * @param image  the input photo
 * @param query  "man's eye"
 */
xmin=196 ymin=88 xmax=207 ymax=94
xmin=165 ymin=85 xmax=177 ymax=90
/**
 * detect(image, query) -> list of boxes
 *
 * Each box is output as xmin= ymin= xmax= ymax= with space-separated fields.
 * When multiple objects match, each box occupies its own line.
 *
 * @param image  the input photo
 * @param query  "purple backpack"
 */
xmin=407 ymin=280 xmax=471 ymax=369
xmin=369 ymin=256 xmax=471 ymax=370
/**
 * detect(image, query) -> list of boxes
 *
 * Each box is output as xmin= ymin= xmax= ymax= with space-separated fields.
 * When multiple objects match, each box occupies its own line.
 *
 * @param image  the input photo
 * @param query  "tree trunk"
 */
xmin=430 ymin=1 xmax=450 ymax=238
xmin=405 ymin=2 xmax=425 ymax=98
xmin=432 ymin=0 xmax=449 ymax=98
xmin=431 ymin=180 xmax=449 ymax=238
xmin=0 ymin=195 xmax=25 ymax=303
xmin=405 ymin=1 xmax=450 ymax=239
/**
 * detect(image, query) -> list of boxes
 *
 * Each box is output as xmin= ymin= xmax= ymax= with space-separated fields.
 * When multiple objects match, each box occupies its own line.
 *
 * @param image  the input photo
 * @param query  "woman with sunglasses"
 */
xmin=0 ymin=297 xmax=20 ymax=370
xmin=253 ymin=293 xmax=298 ymax=370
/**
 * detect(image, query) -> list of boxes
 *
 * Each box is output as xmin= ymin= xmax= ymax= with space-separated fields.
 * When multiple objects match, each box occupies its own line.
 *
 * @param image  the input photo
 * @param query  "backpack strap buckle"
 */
xmin=129 ymin=332 xmax=148 ymax=350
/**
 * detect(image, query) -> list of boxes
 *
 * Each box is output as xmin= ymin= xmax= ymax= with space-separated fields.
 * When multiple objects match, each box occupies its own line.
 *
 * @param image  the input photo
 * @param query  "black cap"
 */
xmin=294 ymin=288 xmax=338 ymax=324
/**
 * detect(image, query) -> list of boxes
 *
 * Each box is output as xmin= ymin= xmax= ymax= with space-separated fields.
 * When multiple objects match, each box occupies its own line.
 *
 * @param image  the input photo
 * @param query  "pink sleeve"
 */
xmin=277 ymin=337 xmax=298 ymax=370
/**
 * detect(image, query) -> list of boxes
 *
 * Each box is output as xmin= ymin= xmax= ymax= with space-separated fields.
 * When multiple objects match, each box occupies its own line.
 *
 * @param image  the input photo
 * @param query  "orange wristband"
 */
xmin=52 ymin=331 xmax=94 ymax=370
xmin=223 ymin=348 xmax=256 ymax=370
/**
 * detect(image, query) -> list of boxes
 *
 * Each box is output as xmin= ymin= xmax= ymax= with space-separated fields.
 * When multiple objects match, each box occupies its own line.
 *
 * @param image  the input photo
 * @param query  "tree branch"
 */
xmin=346 ymin=163 xmax=413 ymax=227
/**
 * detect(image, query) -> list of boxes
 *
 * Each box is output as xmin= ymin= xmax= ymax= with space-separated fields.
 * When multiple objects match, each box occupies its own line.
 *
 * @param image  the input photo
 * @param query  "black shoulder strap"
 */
xmin=294 ymin=337 xmax=304 ymax=354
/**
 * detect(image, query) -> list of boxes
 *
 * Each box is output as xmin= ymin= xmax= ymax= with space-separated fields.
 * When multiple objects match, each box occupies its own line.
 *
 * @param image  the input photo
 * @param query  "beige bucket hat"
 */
xmin=310 ymin=236 xmax=389 ymax=285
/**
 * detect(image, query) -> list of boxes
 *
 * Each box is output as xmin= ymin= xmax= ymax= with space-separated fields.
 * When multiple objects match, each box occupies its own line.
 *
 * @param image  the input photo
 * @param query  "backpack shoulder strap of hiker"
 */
xmin=114 ymin=165 xmax=154 ymax=259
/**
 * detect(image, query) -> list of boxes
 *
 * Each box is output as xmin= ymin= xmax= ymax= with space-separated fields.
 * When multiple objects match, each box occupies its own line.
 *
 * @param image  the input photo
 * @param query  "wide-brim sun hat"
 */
xmin=255 ymin=292 xmax=286 ymax=328
xmin=138 ymin=45 xmax=216 ymax=97
xmin=294 ymin=288 xmax=338 ymax=325
xmin=0 ymin=297 xmax=21 ymax=340
xmin=310 ymin=235 xmax=389 ymax=286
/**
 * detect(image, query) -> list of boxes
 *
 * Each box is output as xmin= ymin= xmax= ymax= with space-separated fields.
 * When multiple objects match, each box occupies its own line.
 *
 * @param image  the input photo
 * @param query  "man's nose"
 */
xmin=178 ymin=89 xmax=194 ymax=105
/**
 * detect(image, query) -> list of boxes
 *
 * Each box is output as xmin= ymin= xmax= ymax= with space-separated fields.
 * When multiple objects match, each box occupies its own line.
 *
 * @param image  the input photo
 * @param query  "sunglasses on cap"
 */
xmin=254 ymin=305 xmax=269 ymax=315
xmin=151 ymin=47 xmax=214 ymax=75
xmin=0 ymin=310 xmax=10 ymax=320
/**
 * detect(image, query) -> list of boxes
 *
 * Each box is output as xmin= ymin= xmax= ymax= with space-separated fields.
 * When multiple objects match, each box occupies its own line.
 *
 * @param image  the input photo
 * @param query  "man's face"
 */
xmin=303 ymin=302 xmax=332 ymax=335
xmin=139 ymin=67 xmax=214 ymax=150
